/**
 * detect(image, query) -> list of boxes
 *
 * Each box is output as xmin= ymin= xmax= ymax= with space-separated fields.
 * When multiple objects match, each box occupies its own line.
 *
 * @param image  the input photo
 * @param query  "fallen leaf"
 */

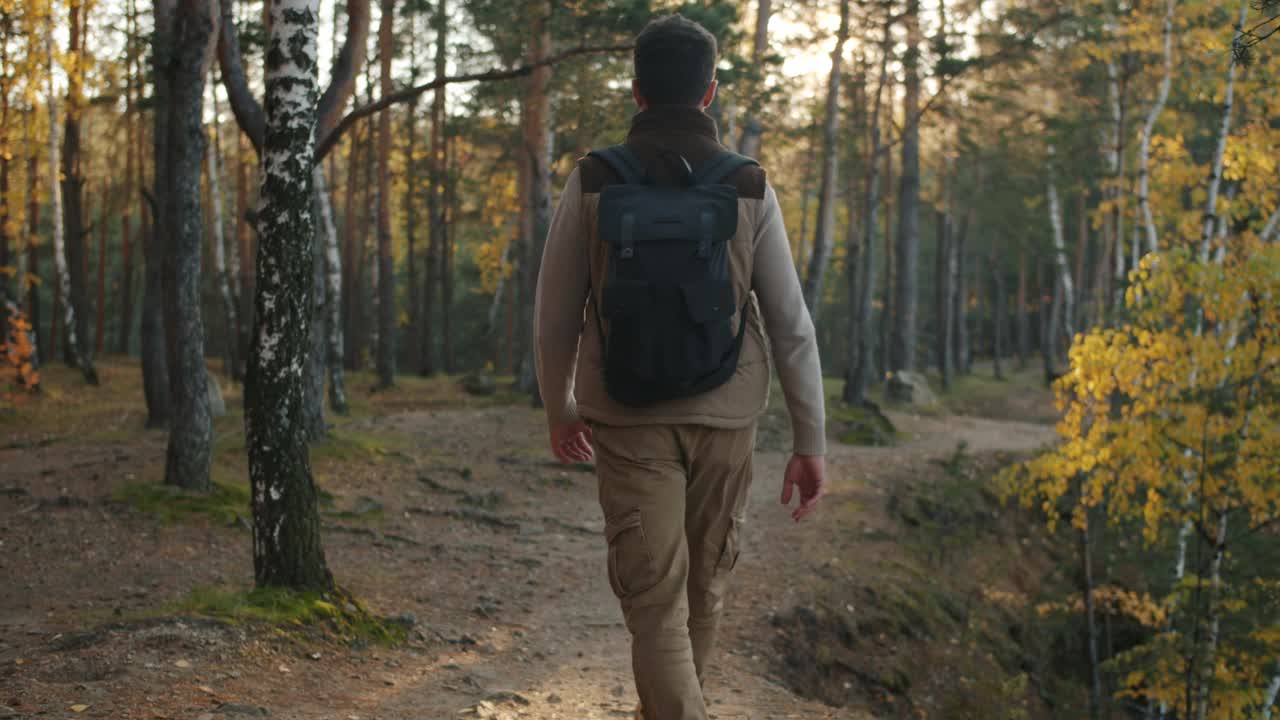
xmin=278 ymin=664 xmax=291 ymax=674
xmin=198 ymin=685 xmax=216 ymax=695
xmin=70 ymin=704 xmax=90 ymax=713
xmin=175 ymin=659 xmax=191 ymax=669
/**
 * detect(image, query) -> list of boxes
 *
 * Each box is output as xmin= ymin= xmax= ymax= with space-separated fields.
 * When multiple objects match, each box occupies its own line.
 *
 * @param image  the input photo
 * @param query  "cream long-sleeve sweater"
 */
xmin=534 ymin=110 xmax=826 ymax=456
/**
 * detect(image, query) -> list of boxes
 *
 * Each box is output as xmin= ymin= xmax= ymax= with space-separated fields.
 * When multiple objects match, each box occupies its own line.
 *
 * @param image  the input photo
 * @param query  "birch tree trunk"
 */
xmin=303 ymin=172 xmax=331 ymax=440
xmin=50 ymin=7 xmax=98 ymax=385
xmin=736 ymin=0 xmax=771 ymax=159
xmin=1139 ymin=1 xmax=1176 ymax=255
xmin=208 ymin=84 xmax=241 ymax=380
xmin=159 ymin=0 xmax=216 ymax=491
xmin=1261 ymin=206 xmax=1280 ymax=244
xmin=247 ymin=0 xmax=332 ymax=592
xmin=373 ymin=0 xmax=396 ymax=388
xmin=1261 ymin=662 xmax=1280 ymax=720
xmin=1193 ymin=509 xmax=1230 ymax=720
xmin=1198 ymin=0 xmax=1248 ymax=262
xmin=801 ymin=0 xmax=848 ymax=321
xmin=1047 ymin=146 xmax=1075 ymax=344
xmin=317 ymin=166 xmax=347 ymax=414
xmin=890 ymin=0 xmax=921 ymax=374
xmin=1104 ymin=56 xmax=1127 ymax=308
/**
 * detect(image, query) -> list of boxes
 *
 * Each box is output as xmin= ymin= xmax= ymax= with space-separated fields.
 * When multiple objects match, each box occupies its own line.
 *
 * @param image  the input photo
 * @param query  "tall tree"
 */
xmin=158 ymin=0 xmax=218 ymax=490
xmin=890 ymin=0 xmax=922 ymax=375
xmin=374 ymin=0 xmax=396 ymax=388
xmin=845 ymin=14 xmax=893 ymax=405
xmin=516 ymin=0 xmax=553 ymax=402
xmin=800 ymin=0 xmax=849 ymax=321
xmin=246 ymin=0 xmax=332 ymax=592
xmin=56 ymin=0 xmax=98 ymax=384
xmin=420 ymin=0 xmax=447 ymax=377
xmin=736 ymin=0 xmax=771 ymax=159
xmin=143 ymin=0 xmax=174 ymax=428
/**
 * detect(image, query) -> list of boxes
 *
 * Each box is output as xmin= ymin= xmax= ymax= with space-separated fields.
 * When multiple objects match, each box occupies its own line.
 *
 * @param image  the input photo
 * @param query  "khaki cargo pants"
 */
xmin=591 ymin=422 xmax=756 ymax=720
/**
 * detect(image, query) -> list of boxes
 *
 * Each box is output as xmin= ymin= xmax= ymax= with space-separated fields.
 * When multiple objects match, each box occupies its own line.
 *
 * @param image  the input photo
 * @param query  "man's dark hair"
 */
xmin=634 ymin=14 xmax=718 ymax=106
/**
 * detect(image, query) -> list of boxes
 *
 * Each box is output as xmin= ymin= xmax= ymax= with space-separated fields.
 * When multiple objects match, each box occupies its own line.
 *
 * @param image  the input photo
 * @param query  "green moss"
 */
xmin=114 ymin=478 xmax=250 ymax=525
xmin=176 ymin=586 xmax=409 ymax=645
xmin=309 ymin=430 xmax=408 ymax=463
xmin=831 ymin=403 xmax=899 ymax=447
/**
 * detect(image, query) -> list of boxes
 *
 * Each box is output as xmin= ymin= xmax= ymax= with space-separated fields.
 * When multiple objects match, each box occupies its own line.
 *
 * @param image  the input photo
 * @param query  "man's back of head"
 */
xmin=633 ymin=14 xmax=718 ymax=107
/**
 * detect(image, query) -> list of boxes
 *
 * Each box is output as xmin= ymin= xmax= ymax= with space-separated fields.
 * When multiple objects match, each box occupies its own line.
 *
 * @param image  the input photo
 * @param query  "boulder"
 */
xmin=886 ymin=370 xmax=936 ymax=407
xmin=461 ymin=373 xmax=498 ymax=397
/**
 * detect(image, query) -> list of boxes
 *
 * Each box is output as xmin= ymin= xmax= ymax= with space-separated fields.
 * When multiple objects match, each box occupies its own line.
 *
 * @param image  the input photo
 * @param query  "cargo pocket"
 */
xmin=715 ymin=515 xmax=744 ymax=574
xmin=605 ymin=509 xmax=657 ymax=600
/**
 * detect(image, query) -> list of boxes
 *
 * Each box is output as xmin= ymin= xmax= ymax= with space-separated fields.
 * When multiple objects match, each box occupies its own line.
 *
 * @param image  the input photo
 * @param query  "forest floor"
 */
xmin=0 ymin=359 xmax=1064 ymax=720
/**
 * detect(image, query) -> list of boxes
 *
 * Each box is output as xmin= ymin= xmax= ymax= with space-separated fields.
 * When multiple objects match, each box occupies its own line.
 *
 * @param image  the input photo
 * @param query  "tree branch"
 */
xmin=216 ymin=0 xmax=265 ymax=155
xmin=316 ymin=0 xmax=371 ymax=141
xmin=315 ymin=42 xmax=634 ymax=162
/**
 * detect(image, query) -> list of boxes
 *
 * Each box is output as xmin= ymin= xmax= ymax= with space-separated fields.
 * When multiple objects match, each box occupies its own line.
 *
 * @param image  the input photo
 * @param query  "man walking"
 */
xmin=534 ymin=14 xmax=827 ymax=719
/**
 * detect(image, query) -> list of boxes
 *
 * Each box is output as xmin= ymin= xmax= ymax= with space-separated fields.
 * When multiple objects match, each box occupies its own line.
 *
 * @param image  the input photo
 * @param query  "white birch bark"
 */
xmin=1262 ymin=662 xmax=1280 ymax=720
xmin=46 ymin=33 xmax=81 ymax=366
xmin=1259 ymin=205 xmax=1279 ymax=244
xmin=1047 ymin=145 xmax=1075 ymax=341
xmin=1199 ymin=0 xmax=1248 ymax=262
xmin=313 ymin=164 xmax=347 ymax=413
xmin=1105 ymin=57 xmax=1126 ymax=289
xmin=208 ymin=104 xmax=239 ymax=375
xmin=1140 ymin=0 xmax=1177 ymax=255
xmin=246 ymin=0 xmax=331 ymax=590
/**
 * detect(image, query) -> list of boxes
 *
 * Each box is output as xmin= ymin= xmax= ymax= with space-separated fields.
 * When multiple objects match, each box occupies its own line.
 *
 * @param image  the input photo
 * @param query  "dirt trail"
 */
xmin=1 ymin=383 xmax=1057 ymax=720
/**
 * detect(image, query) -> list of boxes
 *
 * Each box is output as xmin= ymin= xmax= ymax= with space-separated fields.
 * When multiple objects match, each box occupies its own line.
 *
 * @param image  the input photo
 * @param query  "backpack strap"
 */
xmin=692 ymin=151 xmax=760 ymax=187
xmin=587 ymin=144 xmax=648 ymax=186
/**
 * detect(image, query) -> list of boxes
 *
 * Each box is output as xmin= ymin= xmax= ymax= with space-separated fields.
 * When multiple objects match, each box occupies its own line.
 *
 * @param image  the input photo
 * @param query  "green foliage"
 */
xmin=114 ymin=479 xmax=251 ymax=525
xmin=176 ymin=586 xmax=410 ymax=645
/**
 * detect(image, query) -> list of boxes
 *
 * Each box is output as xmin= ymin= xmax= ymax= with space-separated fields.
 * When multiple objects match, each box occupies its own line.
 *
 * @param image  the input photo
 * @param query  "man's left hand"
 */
xmin=550 ymin=420 xmax=594 ymax=464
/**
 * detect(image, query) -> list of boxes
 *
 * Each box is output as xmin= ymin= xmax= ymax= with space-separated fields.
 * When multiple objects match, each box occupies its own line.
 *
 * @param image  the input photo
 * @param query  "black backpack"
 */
xmin=587 ymin=144 xmax=760 ymax=408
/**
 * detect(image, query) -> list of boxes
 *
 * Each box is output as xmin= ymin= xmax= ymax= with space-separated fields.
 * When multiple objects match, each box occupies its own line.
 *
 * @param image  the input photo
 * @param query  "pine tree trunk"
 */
xmin=800 ymin=0 xmax=848 ymax=322
xmin=144 ymin=0 xmax=175 ymax=428
xmin=117 ymin=0 xmax=139 ymax=356
xmin=373 ymin=0 xmax=396 ymax=388
xmin=990 ymin=247 xmax=1005 ymax=380
xmin=247 ymin=0 xmax=332 ymax=592
xmin=844 ymin=22 xmax=892 ymax=404
xmin=421 ymin=0 xmax=448 ymax=377
xmin=878 ymin=79 xmax=895 ymax=384
xmin=0 ymin=13 xmax=10 ymax=340
xmin=341 ymin=130 xmax=360 ymax=371
xmin=1139 ymin=0 xmax=1176 ymax=255
xmin=518 ymin=8 xmax=553 ymax=403
xmin=935 ymin=210 xmax=952 ymax=390
xmin=1083 ymin=511 xmax=1104 ymax=720
xmin=890 ymin=0 xmax=922 ymax=374
xmin=735 ymin=0 xmax=771 ymax=159
xmin=25 ymin=144 xmax=42 ymax=366
xmin=441 ymin=135 xmax=457 ymax=374
xmin=159 ymin=0 xmax=216 ymax=491
xmin=1016 ymin=249 xmax=1030 ymax=369
xmin=952 ymin=210 xmax=969 ymax=376
xmin=94 ymin=189 xmax=107 ymax=356
xmin=404 ymin=12 xmax=420 ymax=374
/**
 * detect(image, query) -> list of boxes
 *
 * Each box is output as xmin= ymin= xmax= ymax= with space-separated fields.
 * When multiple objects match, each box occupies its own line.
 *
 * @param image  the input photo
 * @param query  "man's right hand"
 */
xmin=781 ymin=454 xmax=826 ymax=522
